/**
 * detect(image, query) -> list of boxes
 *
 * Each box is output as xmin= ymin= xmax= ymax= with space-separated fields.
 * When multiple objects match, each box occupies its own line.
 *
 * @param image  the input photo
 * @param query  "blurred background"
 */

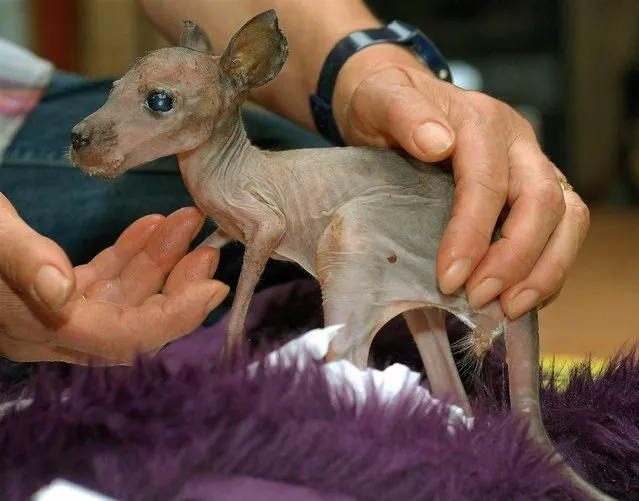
xmin=0 ymin=0 xmax=638 ymax=359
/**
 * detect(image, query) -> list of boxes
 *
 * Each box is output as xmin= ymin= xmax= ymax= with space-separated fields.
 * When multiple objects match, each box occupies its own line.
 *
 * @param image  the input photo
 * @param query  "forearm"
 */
xmin=138 ymin=0 xmax=422 ymax=131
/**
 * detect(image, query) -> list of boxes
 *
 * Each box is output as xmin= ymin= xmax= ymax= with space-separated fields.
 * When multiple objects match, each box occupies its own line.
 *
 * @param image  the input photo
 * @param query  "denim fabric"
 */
xmin=0 ymin=71 xmax=331 ymax=326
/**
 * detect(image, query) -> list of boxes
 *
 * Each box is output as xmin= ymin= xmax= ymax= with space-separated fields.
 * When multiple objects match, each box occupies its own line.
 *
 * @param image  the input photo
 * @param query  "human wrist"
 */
xmin=292 ymin=10 xmax=383 ymax=102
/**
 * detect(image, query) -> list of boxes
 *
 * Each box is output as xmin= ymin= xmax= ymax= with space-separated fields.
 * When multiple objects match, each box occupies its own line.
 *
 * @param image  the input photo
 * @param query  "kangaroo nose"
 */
xmin=70 ymin=128 xmax=91 ymax=150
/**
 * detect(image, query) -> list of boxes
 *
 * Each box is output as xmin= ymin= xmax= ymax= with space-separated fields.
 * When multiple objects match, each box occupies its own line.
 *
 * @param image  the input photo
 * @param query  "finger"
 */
xmin=73 ymin=213 xmax=164 ymax=294
xmin=163 ymin=246 xmax=221 ymax=295
xmin=465 ymin=140 xmax=566 ymax=309
xmin=114 ymin=207 xmax=204 ymax=303
xmin=0 ymin=194 xmax=74 ymax=311
xmin=57 ymin=280 xmax=229 ymax=362
xmin=346 ymin=68 xmax=455 ymax=161
xmin=436 ymin=114 xmax=510 ymax=295
xmin=84 ymin=207 xmax=204 ymax=305
xmin=501 ymin=190 xmax=590 ymax=319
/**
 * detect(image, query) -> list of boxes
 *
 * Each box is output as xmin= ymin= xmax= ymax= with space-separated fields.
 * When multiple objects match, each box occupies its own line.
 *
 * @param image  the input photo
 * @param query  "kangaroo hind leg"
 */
xmin=506 ymin=310 xmax=616 ymax=501
xmin=404 ymin=307 xmax=472 ymax=416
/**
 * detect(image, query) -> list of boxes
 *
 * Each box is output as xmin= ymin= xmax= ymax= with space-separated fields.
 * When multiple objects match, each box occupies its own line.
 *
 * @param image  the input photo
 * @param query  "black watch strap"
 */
xmin=309 ymin=20 xmax=453 ymax=146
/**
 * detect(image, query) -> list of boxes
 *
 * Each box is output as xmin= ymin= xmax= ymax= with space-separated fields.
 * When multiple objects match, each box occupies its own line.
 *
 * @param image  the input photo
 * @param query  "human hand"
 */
xmin=0 ymin=196 xmax=229 ymax=364
xmin=331 ymin=46 xmax=590 ymax=319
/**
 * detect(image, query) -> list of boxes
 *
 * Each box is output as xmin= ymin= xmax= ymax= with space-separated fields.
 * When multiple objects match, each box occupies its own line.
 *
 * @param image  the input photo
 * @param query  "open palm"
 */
xmin=0 ymin=207 xmax=228 ymax=365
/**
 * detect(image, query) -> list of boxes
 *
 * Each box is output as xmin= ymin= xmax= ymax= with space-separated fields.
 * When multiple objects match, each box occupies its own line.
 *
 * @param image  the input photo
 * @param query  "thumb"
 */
xmin=0 ymin=194 xmax=74 ymax=311
xmin=383 ymin=86 xmax=456 ymax=163
xmin=347 ymin=67 xmax=456 ymax=163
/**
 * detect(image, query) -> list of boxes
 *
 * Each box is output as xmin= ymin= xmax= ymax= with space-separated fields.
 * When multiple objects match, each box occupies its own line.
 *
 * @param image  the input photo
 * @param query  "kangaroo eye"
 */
xmin=146 ymin=91 xmax=174 ymax=113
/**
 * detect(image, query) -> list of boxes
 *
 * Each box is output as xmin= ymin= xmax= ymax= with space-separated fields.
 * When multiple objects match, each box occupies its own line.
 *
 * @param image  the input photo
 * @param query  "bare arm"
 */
xmin=137 ymin=0 xmax=424 ymax=131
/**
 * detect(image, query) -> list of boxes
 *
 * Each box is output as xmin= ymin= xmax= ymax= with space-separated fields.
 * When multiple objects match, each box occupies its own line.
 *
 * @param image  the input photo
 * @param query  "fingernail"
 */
xmin=33 ymin=265 xmax=72 ymax=311
xmin=508 ymin=289 xmax=540 ymax=319
xmin=440 ymin=258 xmax=472 ymax=294
xmin=207 ymin=284 xmax=230 ymax=310
xmin=468 ymin=278 xmax=503 ymax=309
xmin=414 ymin=122 xmax=453 ymax=156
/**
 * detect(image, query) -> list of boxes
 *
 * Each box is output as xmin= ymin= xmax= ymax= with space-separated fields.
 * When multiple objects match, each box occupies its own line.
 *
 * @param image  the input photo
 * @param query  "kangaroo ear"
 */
xmin=180 ymin=20 xmax=213 ymax=54
xmin=219 ymin=9 xmax=288 ymax=92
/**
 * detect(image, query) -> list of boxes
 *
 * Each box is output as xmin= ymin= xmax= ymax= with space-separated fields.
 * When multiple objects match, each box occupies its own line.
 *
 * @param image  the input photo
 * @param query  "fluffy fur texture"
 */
xmin=0 ymin=279 xmax=637 ymax=501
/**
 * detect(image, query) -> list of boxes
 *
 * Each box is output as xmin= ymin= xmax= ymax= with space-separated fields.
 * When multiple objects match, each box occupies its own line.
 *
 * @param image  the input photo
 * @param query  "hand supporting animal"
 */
xmin=69 ymin=11 xmax=615 ymax=501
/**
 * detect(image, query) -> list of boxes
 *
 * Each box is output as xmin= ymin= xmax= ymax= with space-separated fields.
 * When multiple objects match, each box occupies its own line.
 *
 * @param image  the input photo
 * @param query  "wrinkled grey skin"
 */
xmin=68 ymin=10 xmax=614 ymax=501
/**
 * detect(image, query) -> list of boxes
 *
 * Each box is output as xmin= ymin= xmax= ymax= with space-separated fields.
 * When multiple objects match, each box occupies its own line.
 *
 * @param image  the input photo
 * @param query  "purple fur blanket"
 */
xmin=0 ymin=279 xmax=637 ymax=501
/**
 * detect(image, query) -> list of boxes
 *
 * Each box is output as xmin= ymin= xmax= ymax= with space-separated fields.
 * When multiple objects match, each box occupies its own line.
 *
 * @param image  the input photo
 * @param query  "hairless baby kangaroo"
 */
xmin=68 ymin=10 xmax=614 ymax=501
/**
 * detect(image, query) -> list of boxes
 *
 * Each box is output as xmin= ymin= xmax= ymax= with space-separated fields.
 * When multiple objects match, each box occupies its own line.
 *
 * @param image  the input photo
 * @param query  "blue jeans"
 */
xmin=0 ymin=71 xmax=331 ymax=328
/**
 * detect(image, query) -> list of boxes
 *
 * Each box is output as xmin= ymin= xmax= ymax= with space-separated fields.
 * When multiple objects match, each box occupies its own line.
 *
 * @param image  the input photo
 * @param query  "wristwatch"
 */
xmin=309 ymin=20 xmax=453 ymax=146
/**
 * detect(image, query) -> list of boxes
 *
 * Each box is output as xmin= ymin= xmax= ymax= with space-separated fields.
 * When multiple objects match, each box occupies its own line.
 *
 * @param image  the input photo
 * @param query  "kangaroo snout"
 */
xmin=68 ymin=117 xmax=127 ymax=179
xmin=70 ymin=123 xmax=91 ymax=150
